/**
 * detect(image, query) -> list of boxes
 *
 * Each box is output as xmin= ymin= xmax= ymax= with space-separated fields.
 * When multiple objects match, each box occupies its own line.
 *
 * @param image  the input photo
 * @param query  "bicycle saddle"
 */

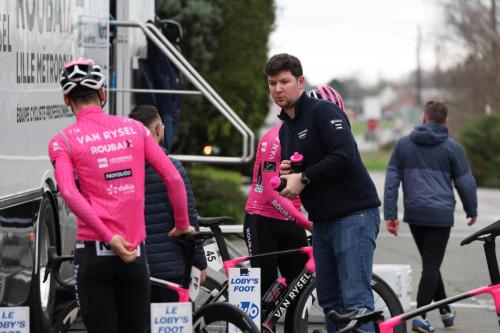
xmin=178 ymin=231 xmax=214 ymax=243
xmin=461 ymin=219 xmax=500 ymax=245
xmin=198 ymin=216 xmax=235 ymax=227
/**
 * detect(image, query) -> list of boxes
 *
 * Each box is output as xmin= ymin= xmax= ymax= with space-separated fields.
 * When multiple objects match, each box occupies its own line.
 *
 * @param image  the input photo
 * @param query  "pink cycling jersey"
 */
xmin=245 ymin=124 xmax=311 ymax=229
xmin=48 ymin=105 xmax=189 ymax=247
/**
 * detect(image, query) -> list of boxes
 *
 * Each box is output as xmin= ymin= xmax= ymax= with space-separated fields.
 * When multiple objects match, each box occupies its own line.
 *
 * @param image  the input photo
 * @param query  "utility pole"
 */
xmin=416 ymin=25 xmax=422 ymax=107
xmin=490 ymin=0 xmax=498 ymax=105
xmin=492 ymin=0 xmax=498 ymax=59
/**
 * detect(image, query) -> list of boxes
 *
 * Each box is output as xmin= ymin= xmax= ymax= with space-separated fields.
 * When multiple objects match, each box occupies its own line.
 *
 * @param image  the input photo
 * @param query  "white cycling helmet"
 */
xmin=60 ymin=58 xmax=106 ymax=95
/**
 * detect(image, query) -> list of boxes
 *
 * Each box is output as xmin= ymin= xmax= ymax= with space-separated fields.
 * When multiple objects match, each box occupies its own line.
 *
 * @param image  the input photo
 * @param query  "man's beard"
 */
xmin=274 ymin=96 xmax=297 ymax=110
xmin=282 ymin=98 xmax=297 ymax=110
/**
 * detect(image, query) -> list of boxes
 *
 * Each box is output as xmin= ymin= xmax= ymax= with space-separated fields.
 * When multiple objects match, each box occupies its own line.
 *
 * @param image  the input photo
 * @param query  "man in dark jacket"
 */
xmin=129 ymin=105 xmax=207 ymax=302
xmin=265 ymin=53 xmax=381 ymax=333
xmin=384 ymin=100 xmax=477 ymax=333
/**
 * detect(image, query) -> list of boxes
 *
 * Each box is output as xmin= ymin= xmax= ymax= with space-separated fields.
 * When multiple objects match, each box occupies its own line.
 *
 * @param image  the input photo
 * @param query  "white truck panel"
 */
xmin=0 ymin=0 xmax=109 ymax=198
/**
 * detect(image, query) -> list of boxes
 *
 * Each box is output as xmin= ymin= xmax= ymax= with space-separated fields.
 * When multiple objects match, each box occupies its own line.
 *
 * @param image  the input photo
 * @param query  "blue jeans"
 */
xmin=312 ymin=207 xmax=380 ymax=333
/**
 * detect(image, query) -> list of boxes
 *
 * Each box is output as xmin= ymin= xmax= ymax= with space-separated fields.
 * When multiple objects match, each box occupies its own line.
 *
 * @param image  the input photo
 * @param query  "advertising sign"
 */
xmin=228 ymin=267 xmax=261 ymax=332
xmin=0 ymin=307 xmax=29 ymax=333
xmin=150 ymin=303 xmax=192 ymax=333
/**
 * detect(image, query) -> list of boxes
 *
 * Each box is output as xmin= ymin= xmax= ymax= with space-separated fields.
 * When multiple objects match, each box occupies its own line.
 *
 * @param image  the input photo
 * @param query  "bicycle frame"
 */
xmin=223 ymin=246 xmax=315 ymax=276
xmin=375 ymin=284 xmax=500 ymax=333
xmin=213 ymin=246 xmax=315 ymax=330
xmin=375 ymin=233 xmax=500 ymax=333
xmin=150 ymin=276 xmax=191 ymax=303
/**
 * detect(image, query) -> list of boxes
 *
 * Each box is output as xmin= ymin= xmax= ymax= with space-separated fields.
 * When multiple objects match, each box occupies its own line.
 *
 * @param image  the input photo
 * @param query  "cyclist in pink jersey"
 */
xmin=245 ymin=124 xmax=311 ymax=230
xmin=48 ymin=58 xmax=193 ymax=333
xmin=244 ymin=123 xmax=312 ymax=331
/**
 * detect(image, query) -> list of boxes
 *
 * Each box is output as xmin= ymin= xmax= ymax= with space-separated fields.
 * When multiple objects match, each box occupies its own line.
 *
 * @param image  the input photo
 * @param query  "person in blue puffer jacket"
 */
xmin=129 ymin=105 xmax=207 ymax=303
xmin=384 ymin=100 xmax=477 ymax=333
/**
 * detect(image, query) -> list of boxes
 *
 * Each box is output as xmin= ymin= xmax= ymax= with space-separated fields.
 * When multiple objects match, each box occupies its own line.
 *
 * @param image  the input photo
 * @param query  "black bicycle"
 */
xmin=47 ymin=232 xmax=259 ymax=333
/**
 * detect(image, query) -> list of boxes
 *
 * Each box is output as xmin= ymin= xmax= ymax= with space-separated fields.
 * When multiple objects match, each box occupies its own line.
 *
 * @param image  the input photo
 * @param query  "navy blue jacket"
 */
xmin=145 ymin=153 xmax=207 ymax=282
xmin=384 ymin=124 xmax=477 ymax=226
xmin=278 ymin=93 xmax=380 ymax=222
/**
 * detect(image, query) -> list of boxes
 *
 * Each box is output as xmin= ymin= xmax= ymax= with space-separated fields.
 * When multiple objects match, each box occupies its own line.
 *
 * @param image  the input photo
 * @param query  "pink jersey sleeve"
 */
xmin=259 ymin=125 xmax=312 ymax=230
xmin=48 ymin=135 xmax=114 ymax=243
xmin=259 ymin=158 xmax=312 ymax=230
xmin=268 ymin=188 xmax=311 ymax=230
xmin=142 ymin=128 xmax=189 ymax=229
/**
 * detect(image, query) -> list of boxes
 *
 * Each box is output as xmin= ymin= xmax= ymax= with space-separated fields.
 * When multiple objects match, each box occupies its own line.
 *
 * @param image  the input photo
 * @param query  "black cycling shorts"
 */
xmin=74 ymin=241 xmax=150 ymax=333
xmin=243 ymin=213 xmax=308 ymax=294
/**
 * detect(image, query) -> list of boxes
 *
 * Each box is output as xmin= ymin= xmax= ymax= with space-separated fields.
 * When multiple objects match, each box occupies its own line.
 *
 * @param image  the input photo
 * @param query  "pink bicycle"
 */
xmin=328 ymin=219 xmax=500 ymax=333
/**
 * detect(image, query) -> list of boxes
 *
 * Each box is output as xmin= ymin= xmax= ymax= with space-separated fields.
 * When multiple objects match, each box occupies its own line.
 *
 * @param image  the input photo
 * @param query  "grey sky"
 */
xmin=269 ymin=0 xmax=443 ymax=85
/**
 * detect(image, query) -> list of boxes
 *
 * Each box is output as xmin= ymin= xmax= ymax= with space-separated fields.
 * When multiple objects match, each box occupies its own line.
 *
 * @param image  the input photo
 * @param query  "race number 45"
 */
xmin=203 ymin=242 xmax=223 ymax=271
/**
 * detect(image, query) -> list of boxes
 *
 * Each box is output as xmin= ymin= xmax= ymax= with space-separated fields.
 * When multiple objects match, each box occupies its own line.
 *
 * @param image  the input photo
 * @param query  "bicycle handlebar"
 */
xmin=45 ymin=246 xmax=75 ymax=290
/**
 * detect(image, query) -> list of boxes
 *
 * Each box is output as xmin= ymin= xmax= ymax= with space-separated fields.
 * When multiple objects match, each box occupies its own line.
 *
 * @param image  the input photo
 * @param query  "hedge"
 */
xmin=187 ymin=166 xmax=246 ymax=224
xmin=459 ymin=112 xmax=500 ymax=187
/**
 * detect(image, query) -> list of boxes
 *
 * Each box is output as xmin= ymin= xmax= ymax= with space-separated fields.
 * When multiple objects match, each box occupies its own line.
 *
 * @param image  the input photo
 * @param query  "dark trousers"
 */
xmin=243 ymin=213 xmax=308 ymax=331
xmin=409 ymin=224 xmax=451 ymax=315
xmin=75 ymin=242 xmax=150 ymax=333
xmin=243 ymin=213 xmax=308 ymax=294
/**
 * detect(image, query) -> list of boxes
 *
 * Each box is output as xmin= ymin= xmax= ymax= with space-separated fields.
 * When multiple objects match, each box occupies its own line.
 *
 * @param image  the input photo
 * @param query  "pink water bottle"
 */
xmin=290 ymin=152 xmax=304 ymax=174
xmin=262 ymin=277 xmax=287 ymax=311
xmin=270 ymin=176 xmax=286 ymax=192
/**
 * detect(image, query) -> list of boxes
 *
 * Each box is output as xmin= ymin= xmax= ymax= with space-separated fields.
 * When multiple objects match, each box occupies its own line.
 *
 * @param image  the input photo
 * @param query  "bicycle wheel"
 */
xmin=291 ymin=275 xmax=407 ymax=333
xmin=195 ymin=275 xmax=227 ymax=310
xmin=371 ymin=274 xmax=406 ymax=332
xmin=193 ymin=302 xmax=259 ymax=333
xmin=51 ymin=300 xmax=86 ymax=333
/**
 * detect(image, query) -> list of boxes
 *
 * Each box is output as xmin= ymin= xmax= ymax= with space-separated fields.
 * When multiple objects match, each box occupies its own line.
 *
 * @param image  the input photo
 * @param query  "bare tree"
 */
xmin=435 ymin=0 xmax=500 ymax=132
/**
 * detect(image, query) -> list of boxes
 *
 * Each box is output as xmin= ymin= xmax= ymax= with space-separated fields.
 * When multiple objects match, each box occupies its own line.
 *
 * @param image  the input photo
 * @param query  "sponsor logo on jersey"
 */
xmin=106 ymin=184 xmax=135 ymax=195
xmin=269 ymin=141 xmax=280 ymax=161
xmin=263 ymin=161 xmax=276 ymax=172
xmin=52 ymin=141 xmax=62 ymax=152
xmin=330 ymin=119 xmax=344 ymax=130
xmin=90 ymin=140 xmax=133 ymax=154
xmin=104 ymin=169 xmax=132 ymax=181
xmin=97 ymin=157 xmax=109 ymax=168
xmin=260 ymin=141 xmax=268 ymax=153
xmin=271 ymin=199 xmax=295 ymax=222
xmin=97 ymin=155 xmax=134 ymax=168
xmin=298 ymin=129 xmax=308 ymax=140
xmin=76 ymin=126 xmax=138 ymax=144
xmin=110 ymin=155 xmax=133 ymax=164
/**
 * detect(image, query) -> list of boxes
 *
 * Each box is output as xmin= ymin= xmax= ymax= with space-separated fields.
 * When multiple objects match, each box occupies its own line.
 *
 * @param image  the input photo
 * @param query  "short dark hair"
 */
xmin=128 ymin=105 xmax=161 ymax=128
xmin=424 ymin=100 xmax=448 ymax=124
xmin=264 ymin=53 xmax=303 ymax=78
xmin=68 ymin=86 xmax=100 ymax=105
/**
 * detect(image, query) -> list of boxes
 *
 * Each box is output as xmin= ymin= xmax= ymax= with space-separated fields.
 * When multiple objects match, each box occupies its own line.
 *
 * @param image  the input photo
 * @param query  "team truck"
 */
xmin=0 ymin=1 xmax=253 ymax=331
